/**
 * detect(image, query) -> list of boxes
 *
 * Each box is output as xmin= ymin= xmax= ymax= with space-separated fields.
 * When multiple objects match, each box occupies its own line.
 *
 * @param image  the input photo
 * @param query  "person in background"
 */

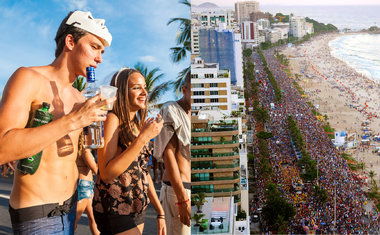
xmin=75 ymin=133 xmax=100 ymax=235
xmin=93 ymin=68 xmax=166 ymax=235
xmin=154 ymin=73 xmax=191 ymax=235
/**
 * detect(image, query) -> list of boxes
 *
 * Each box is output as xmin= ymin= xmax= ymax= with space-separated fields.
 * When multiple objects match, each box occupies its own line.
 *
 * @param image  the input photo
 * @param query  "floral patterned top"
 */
xmin=93 ymin=144 xmax=151 ymax=215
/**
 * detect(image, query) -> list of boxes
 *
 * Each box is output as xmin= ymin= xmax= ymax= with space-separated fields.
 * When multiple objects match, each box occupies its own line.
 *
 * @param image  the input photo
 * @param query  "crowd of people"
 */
xmin=249 ymin=45 xmax=379 ymax=233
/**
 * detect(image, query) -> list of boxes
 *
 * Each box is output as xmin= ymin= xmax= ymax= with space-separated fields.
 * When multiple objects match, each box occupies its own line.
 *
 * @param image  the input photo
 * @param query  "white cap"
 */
xmin=66 ymin=11 xmax=112 ymax=47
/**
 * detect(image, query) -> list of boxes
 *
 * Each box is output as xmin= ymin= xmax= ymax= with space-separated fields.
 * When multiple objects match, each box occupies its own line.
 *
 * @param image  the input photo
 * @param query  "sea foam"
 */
xmin=329 ymin=34 xmax=380 ymax=82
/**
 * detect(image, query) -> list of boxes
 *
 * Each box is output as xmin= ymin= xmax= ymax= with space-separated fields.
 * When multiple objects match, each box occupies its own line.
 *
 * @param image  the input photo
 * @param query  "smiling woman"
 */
xmin=93 ymin=68 xmax=166 ymax=235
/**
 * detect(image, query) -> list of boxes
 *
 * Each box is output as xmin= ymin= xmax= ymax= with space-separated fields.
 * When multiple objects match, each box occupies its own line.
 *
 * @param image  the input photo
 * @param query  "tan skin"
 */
xmin=161 ymin=84 xmax=191 ymax=226
xmin=0 ymin=33 xmax=115 ymax=209
xmin=75 ymin=149 xmax=99 ymax=235
xmin=98 ymin=73 xmax=166 ymax=235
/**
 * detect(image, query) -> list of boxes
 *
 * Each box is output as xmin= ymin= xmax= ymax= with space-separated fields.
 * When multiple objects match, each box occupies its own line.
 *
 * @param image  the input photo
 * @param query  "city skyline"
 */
xmin=191 ymin=0 xmax=380 ymax=7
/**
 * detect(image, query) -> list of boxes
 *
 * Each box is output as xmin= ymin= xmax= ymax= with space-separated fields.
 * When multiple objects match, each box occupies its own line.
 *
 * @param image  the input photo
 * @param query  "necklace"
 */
xmin=131 ymin=122 xmax=138 ymax=135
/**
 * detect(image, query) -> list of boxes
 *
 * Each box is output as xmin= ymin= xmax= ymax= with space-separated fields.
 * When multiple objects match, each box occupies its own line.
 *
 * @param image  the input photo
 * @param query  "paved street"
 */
xmin=0 ymin=175 xmax=159 ymax=235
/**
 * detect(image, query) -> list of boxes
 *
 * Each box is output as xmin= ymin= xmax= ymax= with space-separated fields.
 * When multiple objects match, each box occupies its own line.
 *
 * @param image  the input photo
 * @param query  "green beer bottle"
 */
xmin=17 ymin=102 xmax=54 ymax=175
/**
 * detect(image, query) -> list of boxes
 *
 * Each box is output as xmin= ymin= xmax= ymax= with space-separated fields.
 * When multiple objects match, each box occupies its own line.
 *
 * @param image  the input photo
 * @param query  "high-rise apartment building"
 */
xmin=198 ymin=10 xmax=235 ymax=27
xmin=191 ymin=26 xmax=200 ymax=55
xmin=234 ymin=0 xmax=260 ymax=23
xmin=191 ymin=115 xmax=241 ymax=203
xmin=289 ymin=16 xmax=307 ymax=38
xmin=241 ymin=21 xmax=259 ymax=43
xmin=198 ymin=28 xmax=242 ymax=86
xmin=191 ymin=57 xmax=232 ymax=115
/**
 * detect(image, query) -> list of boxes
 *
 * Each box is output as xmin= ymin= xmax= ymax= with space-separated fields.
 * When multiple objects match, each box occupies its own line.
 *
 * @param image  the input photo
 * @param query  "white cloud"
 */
xmin=67 ymin=0 xmax=88 ymax=9
xmin=139 ymin=55 xmax=157 ymax=62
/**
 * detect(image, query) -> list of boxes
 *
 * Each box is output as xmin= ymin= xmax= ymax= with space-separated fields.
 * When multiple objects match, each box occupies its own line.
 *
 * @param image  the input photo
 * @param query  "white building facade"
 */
xmin=289 ymin=16 xmax=306 ymax=38
xmin=191 ymin=57 xmax=232 ymax=115
xmin=234 ymin=0 xmax=260 ymax=23
xmin=241 ymin=21 xmax=259 ymax=43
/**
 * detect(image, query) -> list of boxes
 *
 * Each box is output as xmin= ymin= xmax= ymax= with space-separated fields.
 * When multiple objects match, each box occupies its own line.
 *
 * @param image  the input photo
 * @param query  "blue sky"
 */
xmin=191 ymin=0 xmax=380 ymax=6
xmin=0 ymin=0 xmax=190 ymax=102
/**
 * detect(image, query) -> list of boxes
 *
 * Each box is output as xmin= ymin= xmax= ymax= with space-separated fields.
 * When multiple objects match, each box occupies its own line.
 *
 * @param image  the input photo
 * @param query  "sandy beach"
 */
xmin=281 ymin=33 xmax=380 ymax=184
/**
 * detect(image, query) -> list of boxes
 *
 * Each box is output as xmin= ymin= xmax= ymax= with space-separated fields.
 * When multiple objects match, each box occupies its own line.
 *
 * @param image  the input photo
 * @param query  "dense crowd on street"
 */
xmin=249 ymin=47 xmax=379 ymax=234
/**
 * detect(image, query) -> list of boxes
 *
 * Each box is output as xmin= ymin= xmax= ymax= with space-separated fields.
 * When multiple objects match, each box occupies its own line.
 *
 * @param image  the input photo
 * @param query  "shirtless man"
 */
xmin=0 ymin=11 xmax=114 ymax=234
xmin=154 ymin=73 xmax=191 ymax=235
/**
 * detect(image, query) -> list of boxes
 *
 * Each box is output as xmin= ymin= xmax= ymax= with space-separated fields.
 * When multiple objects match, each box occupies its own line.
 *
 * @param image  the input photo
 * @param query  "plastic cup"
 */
xmin=100 ymin=85 xmax=118 ymax=110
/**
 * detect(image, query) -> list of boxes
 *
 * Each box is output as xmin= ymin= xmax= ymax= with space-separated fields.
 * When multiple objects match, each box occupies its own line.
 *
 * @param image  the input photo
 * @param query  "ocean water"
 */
xmin=214 ymin=5 xmax=380 ymax=83
xmin=260 ymin=5 xmax=380 ymax=31
xmin=329 ymin=34 xmax=380 ymax=82
xmin=258 ymin=5 xmax=380 ymax=83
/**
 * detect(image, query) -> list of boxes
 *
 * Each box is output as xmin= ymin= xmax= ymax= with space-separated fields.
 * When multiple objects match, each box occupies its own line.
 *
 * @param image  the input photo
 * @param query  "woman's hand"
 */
xmin=157 ymin=217 xmax=166 ymax=235
xmin=140 ymin=114 xmax=163 ymax=140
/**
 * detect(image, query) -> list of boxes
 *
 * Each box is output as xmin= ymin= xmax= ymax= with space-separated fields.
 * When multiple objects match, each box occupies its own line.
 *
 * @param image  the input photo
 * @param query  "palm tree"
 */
xmin=369 ymin=170 xmax=376 ymax=186
xmin=192 ymin=191 xmax=208 ymax=213
xmin=167 ymin=0 xmax=190 ymax=94
xmin=191 ymin=213 xmax=205 ymax=227
xmin=134 ymin=62 xmax=171 ymax=110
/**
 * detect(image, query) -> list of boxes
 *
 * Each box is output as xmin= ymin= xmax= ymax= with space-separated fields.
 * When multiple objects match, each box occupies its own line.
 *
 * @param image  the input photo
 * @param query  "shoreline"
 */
xmin=328 ymin=33 xmax=380 ymax=85
xmin=281 ymin=33 xmax=380 ymax=183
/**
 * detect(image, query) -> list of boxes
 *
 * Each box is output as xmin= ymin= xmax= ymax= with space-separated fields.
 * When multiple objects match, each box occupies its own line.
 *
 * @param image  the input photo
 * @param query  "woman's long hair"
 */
xmin=110 ymin=68 xmax=148 ymax=148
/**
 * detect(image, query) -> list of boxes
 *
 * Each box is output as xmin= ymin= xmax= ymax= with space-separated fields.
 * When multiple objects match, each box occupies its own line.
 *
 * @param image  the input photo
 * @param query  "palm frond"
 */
xmin=148 ymin=81 xmax=172 ymax=104
xmin=167 ymin=0 xmax=191 ymax=93
xmin=72 ymin=75 xmax=86 ymax=92
xmin=179 ymin=0 xmax=190 ymax=7
xmin=171 ymin=66 xmax=190 ymax=96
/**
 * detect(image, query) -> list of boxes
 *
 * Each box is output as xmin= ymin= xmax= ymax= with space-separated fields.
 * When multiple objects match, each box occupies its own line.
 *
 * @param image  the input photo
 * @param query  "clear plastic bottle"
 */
xmin=17 ymin=102 xmax=54 ymax=174
xmin=83 ymin=67 xmax=104 ymax=149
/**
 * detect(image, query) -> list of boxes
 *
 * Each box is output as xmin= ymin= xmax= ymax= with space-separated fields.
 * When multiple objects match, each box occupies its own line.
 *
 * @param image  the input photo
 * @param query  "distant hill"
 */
xmin=192 ymin=2 xmax=219 ymax=8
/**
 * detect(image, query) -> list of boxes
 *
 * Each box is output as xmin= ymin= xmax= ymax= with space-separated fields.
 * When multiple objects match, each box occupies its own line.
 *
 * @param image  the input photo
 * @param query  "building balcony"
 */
xmin=192 ymin=130 xmax=239 ymax=137
xmin=192 ymin=187 xmax=235 ymax=194
xmin=191 ymin=142 xmax=240 ymax=150
xmin=191 ymin=154 xmax=240 ymax=162
xmin=192 ymin=127 xmax=238 ymax=132
xmin=191 ymin=162 xmax=239 ymax=171
xmin=191 ymin=140 xmax=239 ymax=146
xmin=191 ymin=166 xmax=240 ymax=174
xmin=191 ymin=178 xmax=240 ymax=185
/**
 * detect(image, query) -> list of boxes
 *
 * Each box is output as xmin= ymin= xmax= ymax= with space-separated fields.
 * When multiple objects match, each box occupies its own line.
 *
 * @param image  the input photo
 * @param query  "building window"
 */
xmin=193 ymin=91 xmax=205 ymax=96
xmin=193 ymin=83 xmax=204 ymax=88
xmin=205 ymin=74 xmax=214 ymax=78
xmin=210 ymin=83 xmax=218 ymax=87
xmin=210 ymin=98 xmax=219 ymax=103
xmin=191 ymin=74 xmax=198 ymax=78
xmin=210 ymin=90 xmax=218 ymax=95
xmin=193 ymin=99 xmax=205 ymax=103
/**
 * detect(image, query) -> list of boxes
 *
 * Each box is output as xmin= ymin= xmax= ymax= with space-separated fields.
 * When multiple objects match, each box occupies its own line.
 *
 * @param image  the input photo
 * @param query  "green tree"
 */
xmin=262 ymin=183 xmax=295 ymax=232
xmin=167 ymin=0 xmax=191 ymax=94
xmin=254 ymin=105 xmax=269 ymax=124
xmin=134 ymin=62 xmax=171 ymax=109
xmin=256 ymin=131 xmax=273 ymax=140
xmin=369 ymin=170 xmax=376 ymax=186
xmin=313 ymin=185 xmax=328 ymax=205
xmin=242 ymin=48 xmax=253 ymax=59
xmin=192 ymin=191 xmax=208 ymax=213
xmin=191 ymin=213 xmax=205 ymax=226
